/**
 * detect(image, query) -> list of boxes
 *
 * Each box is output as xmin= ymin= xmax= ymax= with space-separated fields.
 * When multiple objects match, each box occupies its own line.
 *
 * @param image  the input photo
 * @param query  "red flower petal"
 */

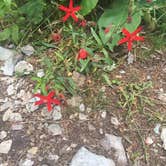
xmin=69 ymin=0 xmax=73 ymax=9
xmin=58 ymin=0 xmax=80 ymax=22
xmin=132 ymin=26 xmax=143 ymax=36
xmin=62 ymin=13 xmax=71 ymax=22
xmin=122 ymin=28 xmax=130 ymax=36
xmin=59 ymin=5 xmax=70 ymax=12
xmin=118 ymin=37 xmax=128 ymax=45
xmin=71 ymin=13 xmax=78 ymax=22
xmin=127 ymin=41 xmax=132 ymax=51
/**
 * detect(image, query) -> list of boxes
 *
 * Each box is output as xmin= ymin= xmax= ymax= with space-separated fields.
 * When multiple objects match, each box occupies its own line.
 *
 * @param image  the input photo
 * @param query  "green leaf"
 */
xmin=102 ymin=74 xmax=112 ymax=87
xmin=80 ymin=0 xmax=98 ymax=16
xmin=11 ymin=24 xmax=19 ymax=44
xmin=124 ymin=11 xmax=142 ymax=32
xmin=0 ymin=28 xmax=11 ymax=41
xmin=80 ymin=59 xmax=90 ymax=72
xmin=98 ymin=1 xmax=128 ymax=28
xmin=19 ymin=0 xmax=46 ymax=24
xmin=107 ymin=33 xmax=121 ymax=51
xmin=90 ymin=28 xmax=103 ymax=46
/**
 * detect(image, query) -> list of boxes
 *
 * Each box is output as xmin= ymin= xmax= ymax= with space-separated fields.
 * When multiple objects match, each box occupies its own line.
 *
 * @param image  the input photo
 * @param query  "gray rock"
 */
xmin=41 ymin=108 xmax=52 ymax=119
xmin=0 ymin=102 xmax=12 ymax=112
xmin=119 ymin=70 xmax=126 ymax=74
xmin=7 ymin=84 xmax=16 ymax=96
xmin=52 ymin=107 xmax=62 ymax=121
xmin=0 ymin=46 xmax=14 ymax=76
xmin=3 ymin=110 xmax=22 ymax=122
xmin=100 ymin=134 xmax=128 ymax=166
xmin=70 ymin=147 xmax=115 ymax=166
xmin=79 ymin=113 xmax=88 ymax=121
xmin=15 ymin=60 xmax=33 ymax=75
xmin=2 ymin=110 xmax=12 ymax=121
xmin=48 ymin=124 xmax=62 ymax=136
xmin=111 ymin=116 xmax=120 ymax=127
xmin=0 ymin=140 xmax=12 ymax=154
xmin=26 ymin=97 xmax=39 ymax=112
xmin=47 ymin=153 xmax=59 ymax=161
xmin=19 ymin=159 xmax=34 ymax=166
xmin=127 ymin=52 xmax=134 ymax=64
xmin=161 ymin=128 xmax=166 ymax=150
xmin=153 ymin=123 xmax=161 ymax=135
xmin=101 ymin=111 xmax=107 ymax=119
xmin=0 ymin=131 xmax=7 ymax=140
xmin=158 ymin=92 xmax=166 ymax=103
xmin=9 ymin=112 xmax=22 ymax=122
xmin=37 ymin=69 xmax=45 ymax=78
xmin=21 ymin=45 xmax=34 ymax=56
xmin=79 ymin=104 xmax=85 ymax=112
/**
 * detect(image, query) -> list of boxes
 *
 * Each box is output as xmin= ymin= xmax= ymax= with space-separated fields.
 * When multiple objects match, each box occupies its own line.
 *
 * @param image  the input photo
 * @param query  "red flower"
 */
xmin=59 ymin=0 xmax=81 ymax=22
xmin=146 ymin=0 xmax=152 ymax=2
xmin=34 ymin=91 xmax=61 ymax=112
xmin=79 ymin=20 xmax=87 ymax=27
xmin=104 ymin=24 xmax=112 ymax=34
xmin=118 ymin=26 xmax=144 ymax=51
xmin=104 ymin=27 xmax=110 ymax=34
xmin=77 ymin=48 xmax=88 ymax=60
xmin=51 ymin=33 xmax=61 ymax=42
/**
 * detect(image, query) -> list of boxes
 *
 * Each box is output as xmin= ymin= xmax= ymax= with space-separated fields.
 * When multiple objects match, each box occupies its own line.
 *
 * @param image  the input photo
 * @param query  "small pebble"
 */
xmin=0 ymin=131 xmax=7 ymax=140
xmin=79 ymin=113 xmax=88 ymax=121
xmin=79 ymin=103 xmax=85 ymax=112
xmin=145 ymin=137 xmax=153 ymax=145
xmin=101 ymin=111 xmax=107 ymax=119
xmin=111 ymin=116 xmax=120 ymax=127
xmin=48 ymin=124 xmax=63 ymax=136
xmin=153 ymin=124 xmax=161 ymax=135
xmin=37 ymin=69 xmax=45 ymax=78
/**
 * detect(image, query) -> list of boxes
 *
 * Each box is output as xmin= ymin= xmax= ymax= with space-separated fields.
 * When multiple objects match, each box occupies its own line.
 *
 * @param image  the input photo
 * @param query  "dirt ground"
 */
xmin=0 ymin=48 xmax=166 ymax=166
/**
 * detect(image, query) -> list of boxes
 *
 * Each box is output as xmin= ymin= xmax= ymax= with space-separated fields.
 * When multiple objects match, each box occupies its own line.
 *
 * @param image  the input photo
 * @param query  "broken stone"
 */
xmin=28 ymin=147 xmax=38 ymax=155
xmin=26 ymin=97 xmax=39 ymax=112
xmin=0 ymin=131 xmax=7 ymax=140
xmin=111 ymin=116 xmax=120 ymax=127
xmin=37 ymin=69 xmax=45 ymax=78
xmin=19 ymin=159 xmax=34 ymax=166
xmin=153 ymin=123 xmax=161 ymax=135
xmin=0 ymin=46 xmax=15 ymax=76
xmin=161 ymin=127 xmax=166 ymax=150
xmin=0 ymin=140 xmax=12 ymax=154
xmin=47 ymin=124 xmax=62 ymax=136
xmin=101 ymin=111 xmax=107 ymax=119
xmin=79 ymin=113 xmax=88 ymax=121
xmin=52 ymin=108 xmax=62 ymax=121
xmin=0 ymin=102 xmax=12 ymax=112
xmin=7 ymin=84 xmax=16 ymax=96
xmin=100 ymin=134 xmax=128 ymax=166
xmin=15 ymin=60 xmax=33 ymax=75
xmin=2 ymin=110 xmax=13 ymax=121
xmin=70 ymin=147 xmax=115 ymax=166
xmin=158 ymin=92 xmax=166 ymax=103
xmin=21 ymin=45 xmax=35 ymax=56
xmin=79 ymin=103 xmax=85 ymax=112
xmin=145 ymin=137 xmax=154 ymax=145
